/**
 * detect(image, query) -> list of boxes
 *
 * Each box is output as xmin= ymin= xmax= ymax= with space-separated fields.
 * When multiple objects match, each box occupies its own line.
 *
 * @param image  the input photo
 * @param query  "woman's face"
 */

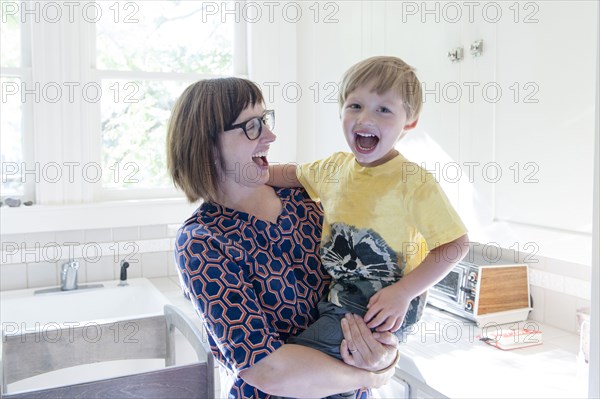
xmin=217 ymin=102 xmax=276 ymax=189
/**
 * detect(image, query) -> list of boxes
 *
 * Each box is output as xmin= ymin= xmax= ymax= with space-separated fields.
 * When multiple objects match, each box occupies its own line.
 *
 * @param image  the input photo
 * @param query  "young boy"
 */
xmin=270 ymin=56 xmax=468 ymax=398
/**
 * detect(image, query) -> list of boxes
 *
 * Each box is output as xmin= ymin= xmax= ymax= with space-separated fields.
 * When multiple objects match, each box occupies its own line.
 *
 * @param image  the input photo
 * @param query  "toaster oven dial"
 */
xmin=465 ymin=299 xmax=475 ymax=312
xmin=468 ymin=271 xmax=478 ymax=283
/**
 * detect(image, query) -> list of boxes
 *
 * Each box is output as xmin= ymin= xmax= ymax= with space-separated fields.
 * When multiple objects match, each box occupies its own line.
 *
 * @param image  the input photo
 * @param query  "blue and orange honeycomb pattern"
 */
xmin=175 ymin=188 xmax=368 ymax=398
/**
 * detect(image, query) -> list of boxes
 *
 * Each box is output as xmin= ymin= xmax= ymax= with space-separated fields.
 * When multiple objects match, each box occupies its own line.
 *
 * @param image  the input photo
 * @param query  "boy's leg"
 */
xmin=287 ymin=300 xmax=348 ymax=359
xmin=271 ymin=301 xmax=356 ymax=399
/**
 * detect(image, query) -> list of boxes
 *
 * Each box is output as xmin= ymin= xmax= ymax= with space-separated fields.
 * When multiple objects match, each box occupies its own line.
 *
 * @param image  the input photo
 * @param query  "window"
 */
xmin=1 ymin=0 xmax=243 ymax=204
xmin=94 ymin=1 xmax=238 ymax=199
xmin=0 ymin=5 xmax=33 ymax=201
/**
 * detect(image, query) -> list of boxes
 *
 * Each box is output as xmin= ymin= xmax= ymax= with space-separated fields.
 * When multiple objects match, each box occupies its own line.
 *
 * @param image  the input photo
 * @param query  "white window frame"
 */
xmin=0 ymin=13 xmax=34 ymax=202
xmin=87 ymin=9 xmax=247 ymax=201
xmin=0 ymin=1 xmax=252 ymax=235
xmin=6 ymin=1 xmax=247 ymax=205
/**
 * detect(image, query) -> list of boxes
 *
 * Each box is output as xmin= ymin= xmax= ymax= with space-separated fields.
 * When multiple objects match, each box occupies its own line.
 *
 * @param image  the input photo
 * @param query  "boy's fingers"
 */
xmin=367 ymin=292 xmax=379 ymax=308
xmin=390 ymin=319 xmax=403 ymax=333
xmin=366 ymin=311 xmax=388 ymax=329
xmin=364 ymin=302 xmax=385 ymax=323
xmin=376 ymin=318 xmax=395 ymax=332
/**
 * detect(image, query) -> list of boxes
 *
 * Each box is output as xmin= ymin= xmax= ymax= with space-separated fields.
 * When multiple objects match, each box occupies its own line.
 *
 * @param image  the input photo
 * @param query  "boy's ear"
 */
xmin=404 ymin=118 xmax=419 ymax=130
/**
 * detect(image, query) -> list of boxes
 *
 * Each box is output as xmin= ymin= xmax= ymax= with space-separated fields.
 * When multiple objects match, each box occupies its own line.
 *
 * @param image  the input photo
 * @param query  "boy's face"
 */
xmin=341 ymin=84 xmax=417 ymax=167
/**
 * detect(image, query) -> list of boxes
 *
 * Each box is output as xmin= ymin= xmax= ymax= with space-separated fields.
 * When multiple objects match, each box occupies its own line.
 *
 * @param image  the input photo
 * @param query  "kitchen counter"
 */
xmin=148 ymin=277 xmax=589 ymax=399
xmin=398 ymin=305 xmax=588 ymax=398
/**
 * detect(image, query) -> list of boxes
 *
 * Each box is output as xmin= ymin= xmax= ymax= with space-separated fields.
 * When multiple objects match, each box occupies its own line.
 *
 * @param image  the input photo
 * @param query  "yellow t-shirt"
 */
xmin=297 ymin=152 xmax=467 ymax=321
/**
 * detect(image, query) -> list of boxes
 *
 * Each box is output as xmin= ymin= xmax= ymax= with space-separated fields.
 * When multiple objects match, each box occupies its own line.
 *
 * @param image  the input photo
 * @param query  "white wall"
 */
xmin=245 ymin=0 xmax=597 ymax=334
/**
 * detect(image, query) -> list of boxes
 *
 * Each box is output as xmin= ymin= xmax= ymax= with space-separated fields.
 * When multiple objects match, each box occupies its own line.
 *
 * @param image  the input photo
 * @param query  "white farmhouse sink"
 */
xmin=0 ymin=278 xmax=175 ymax=394
xmin=0 ymin=278 xmax=170 ymax=334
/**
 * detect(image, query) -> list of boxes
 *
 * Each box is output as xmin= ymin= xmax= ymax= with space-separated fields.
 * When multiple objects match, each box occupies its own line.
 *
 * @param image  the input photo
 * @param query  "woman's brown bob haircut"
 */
xmin=167 ymin=78 xmax=264 ymax=203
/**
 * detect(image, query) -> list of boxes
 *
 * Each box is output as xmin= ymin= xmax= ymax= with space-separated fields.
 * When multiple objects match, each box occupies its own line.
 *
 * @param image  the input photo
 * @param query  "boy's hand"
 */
xmin=364 ymin=283 xmax=412 ymax=332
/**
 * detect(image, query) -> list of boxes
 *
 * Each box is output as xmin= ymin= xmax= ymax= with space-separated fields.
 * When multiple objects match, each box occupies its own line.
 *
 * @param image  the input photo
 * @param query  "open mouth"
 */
xmin=252 ymin=151 xmax=269 ymax=168
xmin=355 ymin=132 xmax=379 ymax=152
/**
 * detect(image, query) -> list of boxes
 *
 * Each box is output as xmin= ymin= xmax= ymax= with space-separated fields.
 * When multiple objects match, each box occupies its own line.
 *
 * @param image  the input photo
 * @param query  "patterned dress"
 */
xmin=174 ymin=187 xmax=369 ymax=399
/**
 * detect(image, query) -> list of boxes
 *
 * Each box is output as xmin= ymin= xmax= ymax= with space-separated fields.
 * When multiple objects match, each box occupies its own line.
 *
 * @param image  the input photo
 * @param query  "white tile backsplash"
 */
xmin=26 ymin=262 xmax=58 ymax=288
xmin=564 ymin=276 xmax=592 ymax=300
xmin=141 ymin=252 xmax=168 ymax=278
xmin=112 ymin=226 xmax=139 ymax=242
xmin=0 ymin=224 xmax=174 ymax=291
xmin=75 ymin=261 xmax=88 ymax=284
xmin=0 ymin=223 xmax=594 ymax=335
xmin=84 ymin=228 xmax=113 ymax=243
xmin=1 ymin=234 xmax=26 ymax=246
xmin=24 ymin=232 xmax=56 ymax=249
xmin=544 ymin=291 xmax=578 ymax=333
xmin=0 ymin=263 xmax=27 ymax=290
xmin=544 ymin=257 xmax=592 ymax=281
xmin=546 ymin=272 xmax=565 ymax=293
xmin=167 ymin=224 xmax=180 ymax=237
xmin=116 ymin=241 xmax=141 ymax=265
xmin=167 ymin=251 xmax=177 ymax=277
xmin=55 ymin=230 xmax=85 ymax=246
xmin=86 ymin=256 xmax=116 ymax=283
xmin=528 ymin=268 xmax=543 ymax=286
xmin=140 ymin=224 xmax=167 ymax=240
xmin=137 ymin=238 xmax=170 ymax=253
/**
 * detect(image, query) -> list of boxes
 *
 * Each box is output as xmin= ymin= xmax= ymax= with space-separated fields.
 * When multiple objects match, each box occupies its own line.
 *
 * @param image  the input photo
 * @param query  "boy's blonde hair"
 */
xmin=338 ymin=56 xmax=422 ymax=122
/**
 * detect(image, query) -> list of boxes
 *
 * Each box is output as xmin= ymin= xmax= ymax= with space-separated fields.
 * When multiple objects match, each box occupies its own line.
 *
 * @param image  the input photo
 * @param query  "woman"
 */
xmin=167 ymin=77 xmax=399 ymax=398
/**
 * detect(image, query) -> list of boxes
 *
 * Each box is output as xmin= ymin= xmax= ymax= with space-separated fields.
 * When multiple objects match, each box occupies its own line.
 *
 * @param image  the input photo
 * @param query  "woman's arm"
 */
xmin=269 ymin=164 xmax=301 ymax=188
xmin=239 ymin=343 xmax=393 ymax=397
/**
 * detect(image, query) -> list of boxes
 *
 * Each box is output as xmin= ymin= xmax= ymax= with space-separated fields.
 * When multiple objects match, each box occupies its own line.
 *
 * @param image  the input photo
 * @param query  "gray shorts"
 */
xmin=288 ymin=300 xmax=409 ymax=360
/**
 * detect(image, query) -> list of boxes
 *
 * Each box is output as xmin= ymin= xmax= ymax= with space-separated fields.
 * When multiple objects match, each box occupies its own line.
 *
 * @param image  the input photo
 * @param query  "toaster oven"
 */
xmin=428 ymin=255 xmax=532 ymax=326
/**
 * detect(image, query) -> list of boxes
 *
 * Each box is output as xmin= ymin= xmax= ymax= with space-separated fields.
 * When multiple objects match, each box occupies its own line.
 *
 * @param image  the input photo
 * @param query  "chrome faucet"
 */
xmin=61 ymin=261 xmax=80 ymax=291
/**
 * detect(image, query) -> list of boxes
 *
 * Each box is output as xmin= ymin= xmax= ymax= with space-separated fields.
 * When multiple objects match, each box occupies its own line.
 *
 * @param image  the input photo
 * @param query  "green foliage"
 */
xmin=97 ymin=1 xmax=234 ymax=189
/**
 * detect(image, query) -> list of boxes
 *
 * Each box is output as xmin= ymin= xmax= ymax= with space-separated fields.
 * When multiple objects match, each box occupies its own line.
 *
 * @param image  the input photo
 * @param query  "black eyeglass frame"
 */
xmin=225 ymin=109 xmax=275 ymax=140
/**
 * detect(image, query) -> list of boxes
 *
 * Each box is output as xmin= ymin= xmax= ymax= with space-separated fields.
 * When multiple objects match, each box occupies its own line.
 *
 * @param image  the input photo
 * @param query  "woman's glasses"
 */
xmin=226 ymin=109 xmax=275 ymax=140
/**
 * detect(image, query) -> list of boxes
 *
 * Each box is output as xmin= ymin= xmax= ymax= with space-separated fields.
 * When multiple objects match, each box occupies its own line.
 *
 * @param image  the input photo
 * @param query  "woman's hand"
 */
xmin=339 ymin=313 xmax=398 ymax=372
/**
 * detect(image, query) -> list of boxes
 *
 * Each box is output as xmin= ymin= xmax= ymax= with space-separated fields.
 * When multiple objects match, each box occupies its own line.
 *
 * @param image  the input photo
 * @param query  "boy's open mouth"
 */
xmin=252 ymin=151 xmax=269 ymax=168
xmin=355 ymin=132 xmax=379 ymax=152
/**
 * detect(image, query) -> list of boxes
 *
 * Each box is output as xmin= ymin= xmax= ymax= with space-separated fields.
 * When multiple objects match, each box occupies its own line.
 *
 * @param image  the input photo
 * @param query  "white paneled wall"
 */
xmin=245 ymin=1 xmax=596 ymax=334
